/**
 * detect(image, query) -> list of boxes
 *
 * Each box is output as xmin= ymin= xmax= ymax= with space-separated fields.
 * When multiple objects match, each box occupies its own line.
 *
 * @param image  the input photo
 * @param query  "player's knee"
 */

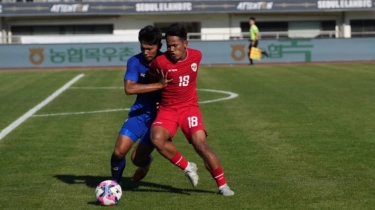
xmin=151 ymin=133 xmax=164 ymax=147
xmin=130 ymin=150 xmax=143 ymax=167
xmin=150 ymin=128 xmax=168 ymax=148
xmin=113 ymin=147 xmax=126 ymax=159
xmin=131 ymin=155 xmax=142 ymax=167
xmin=130 ymin=150 xmax=137 ymax=164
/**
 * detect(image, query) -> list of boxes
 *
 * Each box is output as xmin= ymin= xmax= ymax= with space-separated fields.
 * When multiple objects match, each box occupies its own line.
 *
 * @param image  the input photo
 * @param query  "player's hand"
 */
xmin=157 ymin=69 xmax=172 ymax=88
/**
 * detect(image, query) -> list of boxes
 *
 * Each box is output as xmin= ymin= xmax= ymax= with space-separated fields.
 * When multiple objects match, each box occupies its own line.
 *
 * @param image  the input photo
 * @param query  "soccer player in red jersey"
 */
xmin=149 ymin=23 xmax=234 ymax=196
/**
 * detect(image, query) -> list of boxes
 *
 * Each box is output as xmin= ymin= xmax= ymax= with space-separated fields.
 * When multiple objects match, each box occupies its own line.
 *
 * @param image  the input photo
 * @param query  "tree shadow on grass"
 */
xmin=53 ymin=174 xmax=216 ymax=196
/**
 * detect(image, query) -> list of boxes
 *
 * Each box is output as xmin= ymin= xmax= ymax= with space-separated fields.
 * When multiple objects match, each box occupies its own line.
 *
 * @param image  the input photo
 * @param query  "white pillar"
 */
xmin=1 ymin=17 xmax=9 ymax=44
xmin=0 ymin=18 xmax=3 ymax=44
xmin=342 ymin=12 xmax=351 ymax=38
xmin=343 ymin=24 xmax=351 ymax=38
xmin=335 ymin=25 xmax=340 ymax=38
xmin=7 ymin=30 xmax=12 ymax=44
xmin=335 ymin=14 xmax=342 ymax=38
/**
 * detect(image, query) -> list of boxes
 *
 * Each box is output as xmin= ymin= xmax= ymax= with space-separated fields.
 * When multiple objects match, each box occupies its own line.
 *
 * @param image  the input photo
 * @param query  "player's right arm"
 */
xmin=124 ymin=57 xmax=171 ymax=95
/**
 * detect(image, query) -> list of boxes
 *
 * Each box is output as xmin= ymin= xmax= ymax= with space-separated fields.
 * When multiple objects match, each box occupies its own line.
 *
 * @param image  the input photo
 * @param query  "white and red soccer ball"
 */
xmin=95 ymin=180 xmax=122 ymax=206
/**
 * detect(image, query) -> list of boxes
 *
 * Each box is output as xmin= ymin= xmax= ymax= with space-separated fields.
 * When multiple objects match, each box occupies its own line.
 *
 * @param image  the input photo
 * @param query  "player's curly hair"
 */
xmin=165 ymin=23 xmax=188 ymax=41
xmin=138 ymin=25 xmax=162 ymax=45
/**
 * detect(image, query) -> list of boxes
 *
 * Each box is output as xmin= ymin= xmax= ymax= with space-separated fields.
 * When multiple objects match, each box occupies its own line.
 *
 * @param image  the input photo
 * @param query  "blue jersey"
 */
xmin=124 ymin=53 xmax=160 ymax=117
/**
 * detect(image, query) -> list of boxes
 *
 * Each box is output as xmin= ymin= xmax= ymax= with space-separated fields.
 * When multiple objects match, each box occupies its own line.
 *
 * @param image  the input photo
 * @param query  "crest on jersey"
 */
xmin=191 ymin=63 xmax=197 ymax=72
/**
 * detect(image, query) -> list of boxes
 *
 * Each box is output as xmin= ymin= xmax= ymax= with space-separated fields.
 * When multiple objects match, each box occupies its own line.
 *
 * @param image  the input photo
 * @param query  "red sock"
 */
xmin=170 ymin=152 xmax=189 ymax=170
xmin=211 ymin=166 xmax=227 ymax=187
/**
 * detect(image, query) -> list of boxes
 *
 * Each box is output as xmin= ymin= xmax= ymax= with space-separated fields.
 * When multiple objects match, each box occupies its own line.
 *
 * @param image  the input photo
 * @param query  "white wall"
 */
xmin=345 ymin=11 xmax=375 ymax=20
xmin=113 ymin=14 xmax=231 ymax=40
xmin=288 ymin=21 xmax=321 ymax=38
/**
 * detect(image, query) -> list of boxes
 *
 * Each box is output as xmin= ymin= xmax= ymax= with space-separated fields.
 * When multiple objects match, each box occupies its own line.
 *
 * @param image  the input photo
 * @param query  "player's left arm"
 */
xmin=148 ymin=59 xmax=165 ymax=83
xmin=255 ymin=33 xmax=259 ymax=41
xmin=254 ymin=26 xmax=260 ymax=41
xmin=124 ymin=58 xmax=171 ymax=95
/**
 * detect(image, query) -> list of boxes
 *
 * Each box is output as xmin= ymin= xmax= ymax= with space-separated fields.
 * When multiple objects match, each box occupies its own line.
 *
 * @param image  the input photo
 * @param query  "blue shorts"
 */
xmin=119 ymin=113 xmax=154 ymax=149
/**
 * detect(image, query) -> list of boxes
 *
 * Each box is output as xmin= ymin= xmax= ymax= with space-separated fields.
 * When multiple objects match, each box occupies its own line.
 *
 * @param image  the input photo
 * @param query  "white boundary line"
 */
xmin=0 ymin=74 xmax=85 ymax=141
xmin=70 ymin=87 xmax=122 ymax=90
xmin=69 ymin=87 xmax=239 ymax=104
xmin=197 ymin=88 xmax=238 ymax=104
xmin=31 ymin=87 xmax=239 ymax=118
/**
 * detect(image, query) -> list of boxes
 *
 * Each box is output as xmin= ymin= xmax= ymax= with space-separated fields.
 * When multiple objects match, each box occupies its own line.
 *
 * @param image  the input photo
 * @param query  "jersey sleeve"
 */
xmin=191 ymin=49 xmax=203 ymax=64
xmin=124 ymin=57 xmax=139 ymax=82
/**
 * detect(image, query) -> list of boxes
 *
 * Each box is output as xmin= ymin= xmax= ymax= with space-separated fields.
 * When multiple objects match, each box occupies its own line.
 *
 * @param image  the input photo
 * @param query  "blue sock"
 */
xmin=140 ymin=155 xmax=153 ymax=167
xmin=111 ymin=153 xmax=126 ymax=184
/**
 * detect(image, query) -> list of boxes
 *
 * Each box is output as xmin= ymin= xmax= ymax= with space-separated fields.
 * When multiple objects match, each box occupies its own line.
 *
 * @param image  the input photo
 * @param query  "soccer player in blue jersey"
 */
xmin=110 ymin=25 xmax=171 ymax=184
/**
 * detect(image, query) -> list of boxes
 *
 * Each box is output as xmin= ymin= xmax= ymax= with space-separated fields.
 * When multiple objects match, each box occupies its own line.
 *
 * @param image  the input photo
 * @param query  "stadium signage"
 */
xmin=27 ymin=46 xmax=135 ymax=66
xmin=0 ymin=0 xmax=374 ymax=16
xmin=237 ymin=2 xmax=273 ymax=10
xmin=0 ymin=38 xmax=375 ymax=68
xmin=135 ymin=2 xmax=192 ymax=12
xmin=317 ymin=0 xmax=372 ymax=8
xmin=50 ymin=4 xmax=89 ymax=13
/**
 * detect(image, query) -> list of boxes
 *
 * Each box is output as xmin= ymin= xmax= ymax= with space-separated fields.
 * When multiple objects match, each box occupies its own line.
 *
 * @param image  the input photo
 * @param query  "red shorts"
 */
xmin=151 ymin=104 xmax=207 ymax=142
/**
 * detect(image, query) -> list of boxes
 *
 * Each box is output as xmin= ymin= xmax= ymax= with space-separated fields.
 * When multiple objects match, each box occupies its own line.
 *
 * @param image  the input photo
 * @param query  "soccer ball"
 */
xmin=95 ymin=180 xmax=122 ymax=206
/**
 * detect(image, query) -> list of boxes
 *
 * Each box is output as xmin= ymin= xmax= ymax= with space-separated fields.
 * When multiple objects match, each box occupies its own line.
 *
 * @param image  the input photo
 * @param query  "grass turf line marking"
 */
xmin=70 ymin=87 xmax=122 ymax=90
xmin=32 ymin=87 xmax=238 ymax=117
xmin=197 ymin=88 xmax=239 ymax=104
xmin=0 ymin=74 xmax=85 ymax=141
xmin=69 ymin=87 xmax=239 ymax=104
xmin=32 ymin=108 xmax=130 ymax=117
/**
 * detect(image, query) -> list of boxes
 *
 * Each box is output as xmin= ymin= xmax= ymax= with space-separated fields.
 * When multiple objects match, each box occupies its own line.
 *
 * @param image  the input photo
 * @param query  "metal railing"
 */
xmin=2 ymin=31 xmax=374 ymax=44
xmin=186 ymin=31 xmax=338 ymax=40
xmin=351 ymin=31 xmax=375 ymax=37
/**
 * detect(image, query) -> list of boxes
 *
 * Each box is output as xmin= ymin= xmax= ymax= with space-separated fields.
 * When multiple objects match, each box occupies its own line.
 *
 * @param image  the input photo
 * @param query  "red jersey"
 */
xmin=150 ymin=48 xmax=202 ymax=107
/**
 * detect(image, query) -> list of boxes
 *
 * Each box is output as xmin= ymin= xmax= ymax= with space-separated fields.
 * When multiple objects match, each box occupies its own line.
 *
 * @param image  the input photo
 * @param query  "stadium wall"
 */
xmin=4 ymin=11 xmax=375 ymax=43
xmin=0 ymin=38 xmax=374 ymax=69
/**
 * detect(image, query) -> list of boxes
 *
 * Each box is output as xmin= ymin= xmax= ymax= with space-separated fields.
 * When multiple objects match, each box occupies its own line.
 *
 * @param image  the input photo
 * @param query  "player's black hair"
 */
xmin=138 ymin=25 xmax=162 ymax=46
xmin=165 ymin=23 xmax=188 ymax=41
xmin=249 ymin=17 xmax=256 ymax=21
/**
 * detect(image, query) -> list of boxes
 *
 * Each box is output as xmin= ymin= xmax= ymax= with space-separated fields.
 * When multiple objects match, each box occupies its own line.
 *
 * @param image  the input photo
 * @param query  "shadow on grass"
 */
xmin=54 ymin=174 xmax=216 ymax=196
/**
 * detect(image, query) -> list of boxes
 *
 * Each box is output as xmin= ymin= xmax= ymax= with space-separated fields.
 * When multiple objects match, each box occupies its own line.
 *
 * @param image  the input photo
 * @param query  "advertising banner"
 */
xmin=0 ymin=38 xmax=374 ymax=69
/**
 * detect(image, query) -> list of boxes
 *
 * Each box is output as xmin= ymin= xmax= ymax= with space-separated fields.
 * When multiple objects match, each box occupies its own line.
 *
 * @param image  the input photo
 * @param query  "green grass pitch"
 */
xmin=0 ymin=63 xmax=375 ymax=209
